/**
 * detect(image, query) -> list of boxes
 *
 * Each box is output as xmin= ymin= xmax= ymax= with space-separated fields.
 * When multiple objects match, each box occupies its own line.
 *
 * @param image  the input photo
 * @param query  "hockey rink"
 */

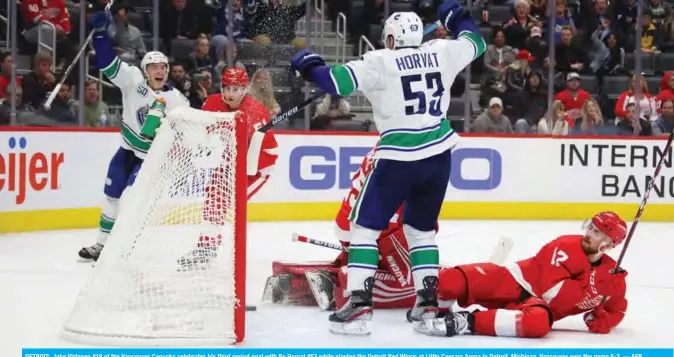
xmin=1 ymin=220 xmax=673 ymax=353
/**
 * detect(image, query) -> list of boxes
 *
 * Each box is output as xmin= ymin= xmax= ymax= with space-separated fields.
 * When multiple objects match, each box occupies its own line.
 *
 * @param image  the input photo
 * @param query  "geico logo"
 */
xmin=0 ymin=136 xmax=65 ymax=205
xmin=288 ymin=145 xmax=503 ymax=191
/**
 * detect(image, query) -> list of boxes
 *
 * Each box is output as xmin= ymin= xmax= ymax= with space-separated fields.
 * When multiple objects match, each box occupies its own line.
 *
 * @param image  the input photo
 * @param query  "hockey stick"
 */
xmin=610 ymin=130 xmax=674 ymax=274
xmin=292 ymin=233 xmax=514 ymax=265
xmin=292 ymin=233 xmax=346 ymax=251
xmin=424 ymin=21 xmax=441 ymax=35
xmin=257 ymin=92 xmax=325 ymax=133
xmin=44 ymin=0 xmax=115 ymax=110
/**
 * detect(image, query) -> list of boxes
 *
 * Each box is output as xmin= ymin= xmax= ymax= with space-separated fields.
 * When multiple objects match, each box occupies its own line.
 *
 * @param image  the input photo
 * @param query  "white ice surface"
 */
xmin=1 ymin=220 xmax=673 ymax=353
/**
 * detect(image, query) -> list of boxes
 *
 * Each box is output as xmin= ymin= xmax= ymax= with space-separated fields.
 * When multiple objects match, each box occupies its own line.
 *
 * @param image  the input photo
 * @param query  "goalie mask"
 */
xmin=221 ymin=67 xmax=249 ymax=109
xmin=141 ymin=51 xmax=169 ymax=90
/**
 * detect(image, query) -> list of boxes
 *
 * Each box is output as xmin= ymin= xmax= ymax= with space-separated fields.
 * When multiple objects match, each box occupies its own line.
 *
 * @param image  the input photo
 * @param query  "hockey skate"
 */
xmin=305 ymin=270 xmax=337 ymax=311
xmin=177 ymin=244 xmax=218 ymax=271
xmin=78 ymin=243 xmax=104 ymax=262
xmin=413 ymin=311 xmax=474 ymax=337
xmin=328 ymin=277 xmax=374 ymax=335
xmin=406 ymin=276 xmax=439 ymax=322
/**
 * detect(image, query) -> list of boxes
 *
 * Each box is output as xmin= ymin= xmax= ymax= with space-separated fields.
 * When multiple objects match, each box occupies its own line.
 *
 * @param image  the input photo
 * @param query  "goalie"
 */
xmin=263 ymin=148 xmax=437 ymax=312
xmin=177 ymin=68 xmax=279 ymax=270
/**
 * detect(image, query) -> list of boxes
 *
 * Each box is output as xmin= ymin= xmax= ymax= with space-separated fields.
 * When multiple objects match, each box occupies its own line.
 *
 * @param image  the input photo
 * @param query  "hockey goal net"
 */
xmin=63 ymin=107 xmax=248 ymax=345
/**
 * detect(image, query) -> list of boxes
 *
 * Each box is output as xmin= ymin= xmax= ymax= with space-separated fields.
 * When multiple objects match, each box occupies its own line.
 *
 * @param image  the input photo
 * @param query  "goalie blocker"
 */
xmin=263 ymin=148 xmax=438 ymax=311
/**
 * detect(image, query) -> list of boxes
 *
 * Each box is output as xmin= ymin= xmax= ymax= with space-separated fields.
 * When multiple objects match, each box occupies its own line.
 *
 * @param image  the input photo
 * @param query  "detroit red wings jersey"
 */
xmin=202 ymin=94 xmax=278 ymax=199
xmin=334 ymin=148 xmax=402 ymax=244
xmin=507 ymin=235 xmax=627 ymax=322
xmin=22 ymin=0 xmax=71 ymax=33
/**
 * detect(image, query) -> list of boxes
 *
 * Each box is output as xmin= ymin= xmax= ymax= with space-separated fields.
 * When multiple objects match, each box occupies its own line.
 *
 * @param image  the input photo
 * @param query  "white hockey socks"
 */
xmin=345 ymin=224 xmax=381 ymax=293
xmin=96 ymin=196 xmax=119 ymax=246
xmin=404 ymin=224 xmax=439 ymax=292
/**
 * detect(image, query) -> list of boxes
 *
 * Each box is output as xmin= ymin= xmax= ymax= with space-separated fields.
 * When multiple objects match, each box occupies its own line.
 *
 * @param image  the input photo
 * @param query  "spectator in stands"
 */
xmin=471 ymin=97 xmax=514 ymax=133
xmin=211 ymin=0 xmax=248 ymax=60
xmin=186 ymin=35 xmax=213 ymax=74
xmin=657 ymin=71 xmax=674 ymax=106
xmin=545 ymin=0 xmax=575 ymax=45
xmin=615 ymin=74 xmax=658 ymax=121
xmin=626 ymin=9 xmax=663 ymax=54
xmin=617 ymin=103 xmax=653 ymax=136
xmin=215 ymin=45 xmax=245 ymax=81
xmin=555 ymin=72 xmax=591 ymax=120
xmin=188 ymin=67 xmax=213 ymax=109
xmin=502 ymin=0 xmax=542 ymax=50
xmin=251 ymin=0 xmax=307 ymax=49
xmin=248 ymin=69 xmax=281 ymax=117
xmin=0 ymin=86 xmax=24 ymax=125
xmin=647 ymin=0 xmax=672 ymax=27
xmin=0 ymin=53 xmax=22 ymax=100
xmin=72 ymin=79 xmax=109 ymax=127
xmin=315 ymin=94 xmax=351 ymax=120
xmin=160 ymin=0 xmax=198 ymax=52
xmin=108 ymin=3 xmax=146 ymax=64
xmin=653 ymin=98 xmax=674 ymax=135
xmin=43 ymin=81 xmax=76 ymax=123
xmin=524 ymin=26 xmax=547 ymax=69
xmin=504 ymin=50 xmax=534 ymax=110
xmin=583 ymin=0 xmax=615 ymax=35
xmin=555 ymin=25 xmax=588 ymax=73
xmin=541 ymin=56 xmax=565 ymax=92
xmin=573 ymin=98 xmax=610 ymax=134
xmin=168 ymin=62 xmax=191 ymax=97
xmin=512 ymin=71 xmax=547 ymax=132
xmin=22 ymin=52 xmax=56 ymax=108
xmin=529 ymin=0 xmax=546 ymax=18
xmin=538 ymin=100 xmax=571 ymax=134
xmin=21 ymin=0 xmax=76 ymax=68
xmin=616 ymin=0 xmax=638 ymax=34
xmin=594 ymin=33 xmax=626 ymax=80
xmin=660 ymin=17 xmax=674 ymax=51
xmin=483 ymin=29 xmax=516 ymax=86
xmin=589 ymin=19 xmax=616 ymax=79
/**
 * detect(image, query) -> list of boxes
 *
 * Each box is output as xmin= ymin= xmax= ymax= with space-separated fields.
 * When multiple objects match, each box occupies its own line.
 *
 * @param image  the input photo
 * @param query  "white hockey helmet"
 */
xmin=141 ymin=51 xmax=169 ymax=76
xmin=382 ymin=12 xmax=424 ymax=49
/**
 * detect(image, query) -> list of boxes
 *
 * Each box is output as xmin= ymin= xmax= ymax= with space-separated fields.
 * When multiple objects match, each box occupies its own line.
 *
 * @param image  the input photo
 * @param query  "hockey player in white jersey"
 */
xmin=290 ymin=0 xmax=485 ymax=335
xmin=78 ymin=11 xmax=189 ymax=261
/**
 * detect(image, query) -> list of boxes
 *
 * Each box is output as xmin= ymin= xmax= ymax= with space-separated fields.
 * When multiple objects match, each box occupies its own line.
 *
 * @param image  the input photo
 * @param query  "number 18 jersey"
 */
xmin=330 ymin=32 xmax=486 ymax=161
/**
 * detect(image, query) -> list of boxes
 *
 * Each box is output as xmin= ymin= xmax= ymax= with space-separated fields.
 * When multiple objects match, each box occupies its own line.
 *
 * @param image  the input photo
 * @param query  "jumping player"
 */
xmin=414 ymin=211 xmax=628 ymax=338
xmin=78 ymin=11 xmax=190 ymax=262
xmin=177 ymin=68 xmax=278 ymax=270
xmin=290 ymin=0 xmax=486 ymax=334
xmin=263 ymin=148 xmax=423 ymax=312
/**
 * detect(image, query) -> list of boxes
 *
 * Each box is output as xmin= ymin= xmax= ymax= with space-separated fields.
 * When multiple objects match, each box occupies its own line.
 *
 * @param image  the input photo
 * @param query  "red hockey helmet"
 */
xmin=221 ymin=67 xmax=249 ymax=87
xmin=590 ymin=211 xmax=627 ymax=246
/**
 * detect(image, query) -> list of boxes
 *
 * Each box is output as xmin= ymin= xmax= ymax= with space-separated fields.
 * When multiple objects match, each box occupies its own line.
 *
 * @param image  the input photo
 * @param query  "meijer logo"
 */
xmin=0 ymin=136 xmax=65 ymax=205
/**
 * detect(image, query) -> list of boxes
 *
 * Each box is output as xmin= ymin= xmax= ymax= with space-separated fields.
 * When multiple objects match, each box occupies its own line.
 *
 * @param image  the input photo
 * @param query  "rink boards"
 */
xmin=1 ymin=127 xmax=673 ymax=233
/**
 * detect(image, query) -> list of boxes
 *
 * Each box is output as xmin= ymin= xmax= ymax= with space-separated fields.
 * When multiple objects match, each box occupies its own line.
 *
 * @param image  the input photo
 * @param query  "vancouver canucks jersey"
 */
xmin=327 ymin=32 xmax=486 ymax=161
xmin=100 ymin=58 xmax=190 ymax=159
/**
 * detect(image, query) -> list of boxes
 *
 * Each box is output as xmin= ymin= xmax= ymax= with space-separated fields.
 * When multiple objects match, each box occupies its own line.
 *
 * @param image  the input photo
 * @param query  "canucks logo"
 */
xmin=136 ymin=105 xmax=150 ymax=126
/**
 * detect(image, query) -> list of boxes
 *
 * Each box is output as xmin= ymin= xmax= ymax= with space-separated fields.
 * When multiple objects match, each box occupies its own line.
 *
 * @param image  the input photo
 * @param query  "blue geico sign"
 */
xmin=289 ymin=146 xmax=502 ymax=191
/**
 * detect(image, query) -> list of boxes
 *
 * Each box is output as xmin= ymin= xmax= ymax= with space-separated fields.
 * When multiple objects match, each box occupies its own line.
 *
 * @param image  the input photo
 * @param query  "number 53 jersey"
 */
xmin=330 ymin=32 xmax=485 ymax=161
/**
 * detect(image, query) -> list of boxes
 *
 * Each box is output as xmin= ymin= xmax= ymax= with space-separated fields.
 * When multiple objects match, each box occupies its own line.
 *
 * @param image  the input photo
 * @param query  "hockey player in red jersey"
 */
xmin=178 ymin=67 xmax=278 ymax=269
xmin=414 ymin=211 xmax=628 ymax=338
xmin=264 ymin=148 xmax=432 ymax=311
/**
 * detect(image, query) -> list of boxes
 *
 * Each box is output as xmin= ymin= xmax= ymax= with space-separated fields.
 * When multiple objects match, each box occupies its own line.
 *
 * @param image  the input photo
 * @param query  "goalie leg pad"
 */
xmin=263 ymin=261 xmax=339 ymax=306
xmin=378 ymin=227 xmax=412 ymax=288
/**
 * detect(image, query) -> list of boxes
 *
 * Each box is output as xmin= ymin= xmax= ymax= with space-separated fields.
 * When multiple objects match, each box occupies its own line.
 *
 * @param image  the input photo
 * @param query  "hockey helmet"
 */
xmin=141 ymin=51 xmax=169 ymax=75
xmin=221 ymin=67 xmax=249 ymax=87
xmin=382 ymin=12 xmax=424 ymax=49
xmin=586 ymin=211 xmax=628 ymax=246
